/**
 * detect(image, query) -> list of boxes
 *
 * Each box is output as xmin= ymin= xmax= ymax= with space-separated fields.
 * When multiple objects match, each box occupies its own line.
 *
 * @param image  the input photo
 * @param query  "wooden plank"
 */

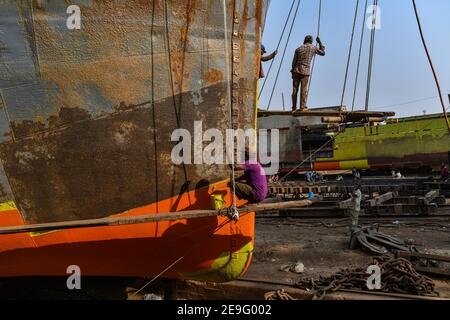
xmin=176 ymin=279 xmax=446 ymax=300
xmin=367 ymin=192 xmax=397 ymax=207
xmin=424 ymin=190 xmax=440 ymax=205
xmin=0 ymin=200 xmax=313 ymax=235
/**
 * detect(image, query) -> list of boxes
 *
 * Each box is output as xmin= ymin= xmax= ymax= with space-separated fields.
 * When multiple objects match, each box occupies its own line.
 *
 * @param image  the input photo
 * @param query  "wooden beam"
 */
xmin=258 ymin=109 xmax=395 ymax=118
xmin=367 ymin=192 xmax=397 ymax=207
xmin=0 ymin=200 xmax=313 ymax=235
xmin=424 ymin=190 xmax=440 ymax=205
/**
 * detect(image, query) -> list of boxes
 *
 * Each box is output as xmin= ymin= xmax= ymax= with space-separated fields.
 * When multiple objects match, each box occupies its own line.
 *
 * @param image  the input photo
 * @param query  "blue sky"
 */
xmin=259 ymin=0 xmax=450 ymax=118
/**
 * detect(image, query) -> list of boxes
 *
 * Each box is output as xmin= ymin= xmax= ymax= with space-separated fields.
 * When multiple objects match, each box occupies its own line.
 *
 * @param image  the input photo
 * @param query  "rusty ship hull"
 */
xmin=0 ymin=0 xmax=268 ymax=281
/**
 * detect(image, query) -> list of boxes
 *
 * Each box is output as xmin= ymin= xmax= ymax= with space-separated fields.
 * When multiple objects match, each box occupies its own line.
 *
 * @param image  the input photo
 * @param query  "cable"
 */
xmin=372 ymin=95 xmax=438 ymax=110
xmin=365 ymin=0 xmax=378 ymax=111
xmin=164 ymin=0 xmax=192 ymax=205
xmin=279 ymin=126 xmax=348 ymax=183
xmin=307 ymin=0 xmax=323 ymax=93
xmin=222 ymin=0 xmax=238 ymax=216
xmin=132 ymin=216 xmax=239 ymax=296
xmin=267 ymin=0 xmax=302 ymax=110
xmin=340 ymin=0 xmax=360 ymax=107
xmin=352 ymin=0 xmax=369 ymax=111
xmin=259 ymin=0 xmax=297 ymax=99
xmin=412 ymin=0 xmax=450 ymax=133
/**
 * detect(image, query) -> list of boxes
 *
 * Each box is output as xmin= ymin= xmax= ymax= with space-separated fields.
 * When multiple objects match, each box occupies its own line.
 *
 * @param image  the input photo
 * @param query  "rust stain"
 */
xmin=0 ymin=0 xmax=268 ymax=223
xmin=202 ymin=69 xmax=223 ymax=83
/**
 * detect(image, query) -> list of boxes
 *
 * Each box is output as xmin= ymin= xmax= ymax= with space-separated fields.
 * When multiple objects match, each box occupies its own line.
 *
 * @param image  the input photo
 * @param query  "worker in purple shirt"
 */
xmin=229 ymin=150 xmax=268 ymax=203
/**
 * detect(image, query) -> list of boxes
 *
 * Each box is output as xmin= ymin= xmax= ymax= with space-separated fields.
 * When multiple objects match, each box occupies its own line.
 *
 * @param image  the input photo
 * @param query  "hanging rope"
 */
xmin=266 ymin=0 xmax=302 ymax=110
xmin=221 ymin=0 xmax=239 ymax=218
xmin=340 ymin=0 xmax=360 ymax=107
xmin=364 ymin=0 xmax=378 ymax=111
xmin=412 ymin=0 xmax=450 ymax=133
xmin=306 ymin=0 xmax=323 ymax=93
xmin=258 ymin=0 xmax=297 ymax=99
xmin=132 ymin=216 xmax=239 ymax=297
xmin=352 ymin=0 xmax=369 ymax=111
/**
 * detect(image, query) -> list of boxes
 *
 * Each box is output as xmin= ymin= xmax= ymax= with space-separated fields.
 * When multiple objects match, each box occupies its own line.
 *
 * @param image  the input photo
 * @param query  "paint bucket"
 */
xmin=211 ymin=194 xmax=225 ymax=211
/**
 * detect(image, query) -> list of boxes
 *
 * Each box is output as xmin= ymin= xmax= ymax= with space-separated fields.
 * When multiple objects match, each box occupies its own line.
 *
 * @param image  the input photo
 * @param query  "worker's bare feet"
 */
xmin=300 ymin=107 xmax=308 ymax=112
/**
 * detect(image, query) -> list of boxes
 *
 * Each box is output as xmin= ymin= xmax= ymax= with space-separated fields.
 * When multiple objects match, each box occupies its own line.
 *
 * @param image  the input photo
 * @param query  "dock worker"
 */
xmin=260 ymin=45 xmax=278 ymax=78
xmin=349 ymin=184 xmax=362 ymax=231
xmin=291 ymin=35 xmax=325 ymax=111
xmin=229 ymin=149 xmax=268 ymax=204
xmin=441 ymin=163 xmax=449 ymax=181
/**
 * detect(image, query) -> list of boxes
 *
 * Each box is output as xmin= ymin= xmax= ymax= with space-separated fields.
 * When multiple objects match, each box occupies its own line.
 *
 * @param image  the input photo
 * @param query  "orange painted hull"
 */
xmin=0 ymin=181 xmax=255 ymax=281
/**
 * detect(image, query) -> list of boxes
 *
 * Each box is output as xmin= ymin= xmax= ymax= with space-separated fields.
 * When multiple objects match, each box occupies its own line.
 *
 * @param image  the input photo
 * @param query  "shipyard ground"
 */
xmin=177 ymin=215 xmax=450 ymax=300
xmin=2 ymin=177 xmax=450 ymax=300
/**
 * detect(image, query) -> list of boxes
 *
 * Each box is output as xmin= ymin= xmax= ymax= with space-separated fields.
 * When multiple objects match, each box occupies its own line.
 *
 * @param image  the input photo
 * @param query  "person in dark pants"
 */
xmin=228 ymin=151 xmax=268 ymax=204
xmin=291 ymin=35 xmax=325 ymax=111
xmin=441 ymin=163 xmax=449 ymax=181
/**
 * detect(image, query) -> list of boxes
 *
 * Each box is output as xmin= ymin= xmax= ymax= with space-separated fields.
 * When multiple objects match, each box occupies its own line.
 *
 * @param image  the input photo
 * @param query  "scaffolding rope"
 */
xmin=258 ymin=0 xmax=297 ymax=99
xmin=340 ymin=0 xmax=360 ymax=107
xmin=365 ymin=0 xmax=378 ymax=111
xmin=131 ymin=216 xmax=238 ymax=297
xmin=412 ymin=0 xmax=450 ymax=133
xmin=267 ymin=0 xmax=302 ymax=110
xmin=352 ymin=0 xmax=369 ymax=111
xmin=307 ymin=0 xmax=323 ymax=93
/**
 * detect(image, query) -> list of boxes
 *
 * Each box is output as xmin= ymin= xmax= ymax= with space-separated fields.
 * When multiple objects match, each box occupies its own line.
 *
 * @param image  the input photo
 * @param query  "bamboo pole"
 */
xmin=0 ymin=200 xmax=312 ymax=236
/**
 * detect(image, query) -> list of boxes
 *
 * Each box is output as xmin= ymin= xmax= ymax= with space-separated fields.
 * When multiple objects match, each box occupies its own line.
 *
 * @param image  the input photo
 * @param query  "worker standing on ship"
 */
xmin=229 ymin=149 xmax=268 ymax=204
xmin=291 ymin=35 xmax=325 ymax=111
xmin=259 ymin=45 xmax=278 ymax=78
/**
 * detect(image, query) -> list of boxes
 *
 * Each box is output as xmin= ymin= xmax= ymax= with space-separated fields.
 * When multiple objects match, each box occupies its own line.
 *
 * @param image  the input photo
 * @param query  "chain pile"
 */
xmin=264 ymin=289 xmax=296 ymax=300
xmin=296 ymin=257 xmax=437 ymax=300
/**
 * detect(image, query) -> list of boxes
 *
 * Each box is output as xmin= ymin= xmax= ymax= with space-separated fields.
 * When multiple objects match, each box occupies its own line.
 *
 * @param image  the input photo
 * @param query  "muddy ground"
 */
xmin=241 ymin=216 xmax=450 ymax=297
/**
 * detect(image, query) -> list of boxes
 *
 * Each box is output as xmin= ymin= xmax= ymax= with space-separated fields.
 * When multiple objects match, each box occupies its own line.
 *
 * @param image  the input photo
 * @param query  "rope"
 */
xmin=222 ymin=0 xmax=239 ymax=218
xmin=364 ymin=0 xmax=378 ymax=111
xmin=163 ymin=0 xmax=192 ymax=205
xmin=372 ymin=95 xmax=438 ymax=110
xmin=132 ymin=216 xmax=239 ymax=297
xmin=412 ymin=0 xmax=450 ymax=134
xmin=278 ymin=129 xmax=341 ymax=183
xmin=306 ymin=0 xmax=323 ymax=93
xmin=267 ymin=0 xmax=302 ymax=110
xmin=340 ymin=0 xmax=360 ymax=107
xmin=351 ymin=0 xmax=369 ymax=111
xmin=258 ymin=0 xmax=297 ymax=99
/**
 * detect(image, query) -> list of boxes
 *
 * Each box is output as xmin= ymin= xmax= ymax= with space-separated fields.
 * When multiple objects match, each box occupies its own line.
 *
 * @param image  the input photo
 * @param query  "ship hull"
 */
xmin=258 ymin=113 xmax=450 ymax=173
xmin=0 ymin=0 xmax=268 ymax=280
xmin=315 ymin=114 xmax=450 ymax=171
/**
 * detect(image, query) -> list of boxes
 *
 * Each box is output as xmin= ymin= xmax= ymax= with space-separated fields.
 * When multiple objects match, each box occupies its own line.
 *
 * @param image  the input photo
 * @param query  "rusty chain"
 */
xmin=296 ymin=257 xmax=437 ymax=300
xmin=264 ymin=289 xmax=296 ymax=301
